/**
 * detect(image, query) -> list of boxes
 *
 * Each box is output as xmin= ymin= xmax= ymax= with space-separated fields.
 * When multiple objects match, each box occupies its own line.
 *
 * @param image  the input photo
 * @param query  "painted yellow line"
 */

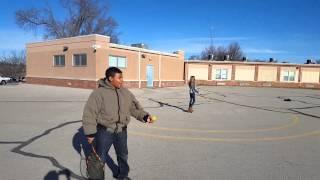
xmin=135 ymin=116 xmax=299 ymax=134
xmin=129 ymin=129 xmax=320 ymax=142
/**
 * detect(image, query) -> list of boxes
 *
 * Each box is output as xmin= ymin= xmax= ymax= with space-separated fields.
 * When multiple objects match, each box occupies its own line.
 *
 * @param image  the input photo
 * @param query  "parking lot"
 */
xmin=0 ymin=84 xmax=319 ymax=180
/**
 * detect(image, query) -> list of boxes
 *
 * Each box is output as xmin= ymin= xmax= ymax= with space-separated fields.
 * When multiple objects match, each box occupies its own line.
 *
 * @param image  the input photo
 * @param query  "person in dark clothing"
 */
xmin=83 ymin=67 xmax=154 ymax=180
xmin=188 ymin=76 xmax=199 ymax=113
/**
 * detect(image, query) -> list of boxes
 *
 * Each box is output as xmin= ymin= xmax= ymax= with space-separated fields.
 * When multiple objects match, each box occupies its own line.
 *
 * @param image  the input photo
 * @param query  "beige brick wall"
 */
xmin=26 ymin=34 xmax=106 ymax=80
xmin=188 ymin=64 xmax=209 ymax=80
xmin=186 ymin=61 xmax=320 ymax=89
xmin=301 ymin=68 xmax=320 ymax=83
xmin=235 ymin=65 xmax=255 ymax=81
xmin=161 ymin=55 xmax=184 ymax=80
xmin=258 ymin=66 xmax=277 ymax=82
xmin=26 ymin=34 xmax=185 ymax=87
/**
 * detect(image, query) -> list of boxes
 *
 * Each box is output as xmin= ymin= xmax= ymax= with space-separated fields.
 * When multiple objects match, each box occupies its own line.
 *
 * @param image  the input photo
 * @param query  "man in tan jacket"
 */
xmin=82 ymin=67 xmax=153 ymax=180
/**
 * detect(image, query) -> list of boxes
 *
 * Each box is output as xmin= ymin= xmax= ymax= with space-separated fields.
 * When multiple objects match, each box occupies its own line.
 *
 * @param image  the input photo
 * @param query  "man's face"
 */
xmin=109 ymin=73 xmax=123 ymax=89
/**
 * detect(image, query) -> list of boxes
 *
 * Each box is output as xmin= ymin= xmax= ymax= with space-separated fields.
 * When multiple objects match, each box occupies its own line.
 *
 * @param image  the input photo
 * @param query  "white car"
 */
xmin=0 ymin=76 xmax=11 ymax=85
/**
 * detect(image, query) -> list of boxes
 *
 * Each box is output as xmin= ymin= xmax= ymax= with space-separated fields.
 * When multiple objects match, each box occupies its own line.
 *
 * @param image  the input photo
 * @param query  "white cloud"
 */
xmin=244 ymin=48 xmax=288 ymax=54
xmin=150 ymin=36 xmax=249 ymax=54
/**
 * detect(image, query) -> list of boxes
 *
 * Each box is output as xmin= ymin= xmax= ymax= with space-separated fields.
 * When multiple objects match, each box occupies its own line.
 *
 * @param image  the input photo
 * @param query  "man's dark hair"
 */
xmin=105 ymin=67 xmax=122 ymax=81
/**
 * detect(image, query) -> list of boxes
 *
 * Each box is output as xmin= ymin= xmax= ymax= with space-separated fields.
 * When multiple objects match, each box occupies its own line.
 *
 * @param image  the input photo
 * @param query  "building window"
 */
xmin=283 ymin=71 xmax=295 ymax=81
xmin=73 ymin=54 xmax=87 ymax=66
xmin=109 ymin=56 xmax=127 ymax=68
xmin=53 ymin=55 xmax=65 ymax=66
xmin=216 ymin=69 xmax=228 ymax=80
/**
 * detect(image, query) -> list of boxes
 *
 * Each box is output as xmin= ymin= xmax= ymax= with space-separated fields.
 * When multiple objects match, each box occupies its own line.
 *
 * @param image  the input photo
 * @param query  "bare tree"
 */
xmin=227 ymin=42 xmax=244 ymax=60
xmin=200 ymin=42 xmax=244 ymax=61
xmin=0 ymin=50 xmax=26 ymax=77
xmin=0 ymin=50 xmax=26 ymax=64
xmin=188 ymin=55 xmax=200 ymax=60
xmin=15 ymin=0 xmax=119 ymax=43
xmin=200 ymin=45 xmax=216 ymax=60
xmin=215 ymin=46 xmax=228 ymax=60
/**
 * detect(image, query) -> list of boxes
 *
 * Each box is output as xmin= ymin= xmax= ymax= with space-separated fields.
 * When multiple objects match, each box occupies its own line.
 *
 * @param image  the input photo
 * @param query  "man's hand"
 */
xmin=87 ymin=137 xmax=94 ymax=144
xmin=143 ymin=114 xmax=157 ymax=123
xmin=143 ymin=115 xmax=153 ymax=123
xmin=146 ymin=115 xmax=153 ymax=123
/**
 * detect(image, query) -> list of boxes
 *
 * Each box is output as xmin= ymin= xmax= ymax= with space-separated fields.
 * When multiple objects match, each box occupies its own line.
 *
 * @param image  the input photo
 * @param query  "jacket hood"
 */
xmin=98 ymin=79 xmax=115 ymax=89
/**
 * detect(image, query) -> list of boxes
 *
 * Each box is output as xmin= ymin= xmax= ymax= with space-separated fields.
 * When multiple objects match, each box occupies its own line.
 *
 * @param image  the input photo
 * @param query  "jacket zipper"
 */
xmin=115 ymin=89 xmax=120 ymax=132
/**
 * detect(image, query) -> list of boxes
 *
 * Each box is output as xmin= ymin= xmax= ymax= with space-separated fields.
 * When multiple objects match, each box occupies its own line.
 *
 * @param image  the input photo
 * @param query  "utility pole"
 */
xmin=208 ymin=26 xmax=214 ymax=60
xmin=210 ymin=26 xmax=214 ymax=47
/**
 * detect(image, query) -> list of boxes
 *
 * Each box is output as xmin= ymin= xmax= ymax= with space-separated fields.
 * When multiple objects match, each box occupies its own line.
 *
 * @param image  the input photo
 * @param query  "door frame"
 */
xmin=146 ymin=65 xmax=154 ymax=88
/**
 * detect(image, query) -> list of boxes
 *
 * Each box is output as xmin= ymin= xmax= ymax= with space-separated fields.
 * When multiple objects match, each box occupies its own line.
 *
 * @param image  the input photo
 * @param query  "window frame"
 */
xmin=53 ymin=55 xmax=65 ymax=67
xmin=283 ymin=70 xmax=295 ymax=82
xmin=215 ymin=68 xmax=228 ymax=80
xmin=73 ymin=54 xmax=87 ymax=67
xmin=108 ymin=55 xmax=127 ymax=69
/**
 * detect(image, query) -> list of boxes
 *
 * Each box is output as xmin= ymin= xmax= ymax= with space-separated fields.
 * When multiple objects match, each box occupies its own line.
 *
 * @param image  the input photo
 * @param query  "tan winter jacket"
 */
xmin=82 ymin=79 xmax=148 ymax=135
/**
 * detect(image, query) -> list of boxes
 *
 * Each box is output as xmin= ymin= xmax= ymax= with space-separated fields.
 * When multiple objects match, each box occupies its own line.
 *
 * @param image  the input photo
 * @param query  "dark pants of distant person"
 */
xmin=189 ymin=92 xmax=195 ymax=108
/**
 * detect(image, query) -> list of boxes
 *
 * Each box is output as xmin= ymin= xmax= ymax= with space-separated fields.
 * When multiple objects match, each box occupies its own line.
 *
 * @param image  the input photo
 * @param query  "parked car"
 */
xmin=0 ymin=76 xmax=11 ymax=85
xmin=20 ymin=76 xmax=26 ymax=82
xmin=10 ymin=77 xmax=17 ymax=82
xmin=8 ymin=76 xmax=25 ymax=83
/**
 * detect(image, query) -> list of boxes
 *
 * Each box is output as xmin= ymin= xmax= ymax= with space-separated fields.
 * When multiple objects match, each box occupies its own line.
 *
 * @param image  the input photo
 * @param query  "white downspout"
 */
xmin=159 ymin=54 xmax=162 ymax=87
xmin=138 ymin=51 xmax=141 ymax=88
xmin=186 ymin=60 xmax=189 ymax=85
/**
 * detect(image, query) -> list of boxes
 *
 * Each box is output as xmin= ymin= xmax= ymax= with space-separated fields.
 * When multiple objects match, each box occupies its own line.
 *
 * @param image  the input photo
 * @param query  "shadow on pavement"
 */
xmin=44 ymin=169 xmax=71 ymax=180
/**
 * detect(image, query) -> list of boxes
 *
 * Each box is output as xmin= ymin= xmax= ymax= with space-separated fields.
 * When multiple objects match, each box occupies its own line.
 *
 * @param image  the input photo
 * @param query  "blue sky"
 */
xmin=1 ymin=0 xmax=319 ymax=63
